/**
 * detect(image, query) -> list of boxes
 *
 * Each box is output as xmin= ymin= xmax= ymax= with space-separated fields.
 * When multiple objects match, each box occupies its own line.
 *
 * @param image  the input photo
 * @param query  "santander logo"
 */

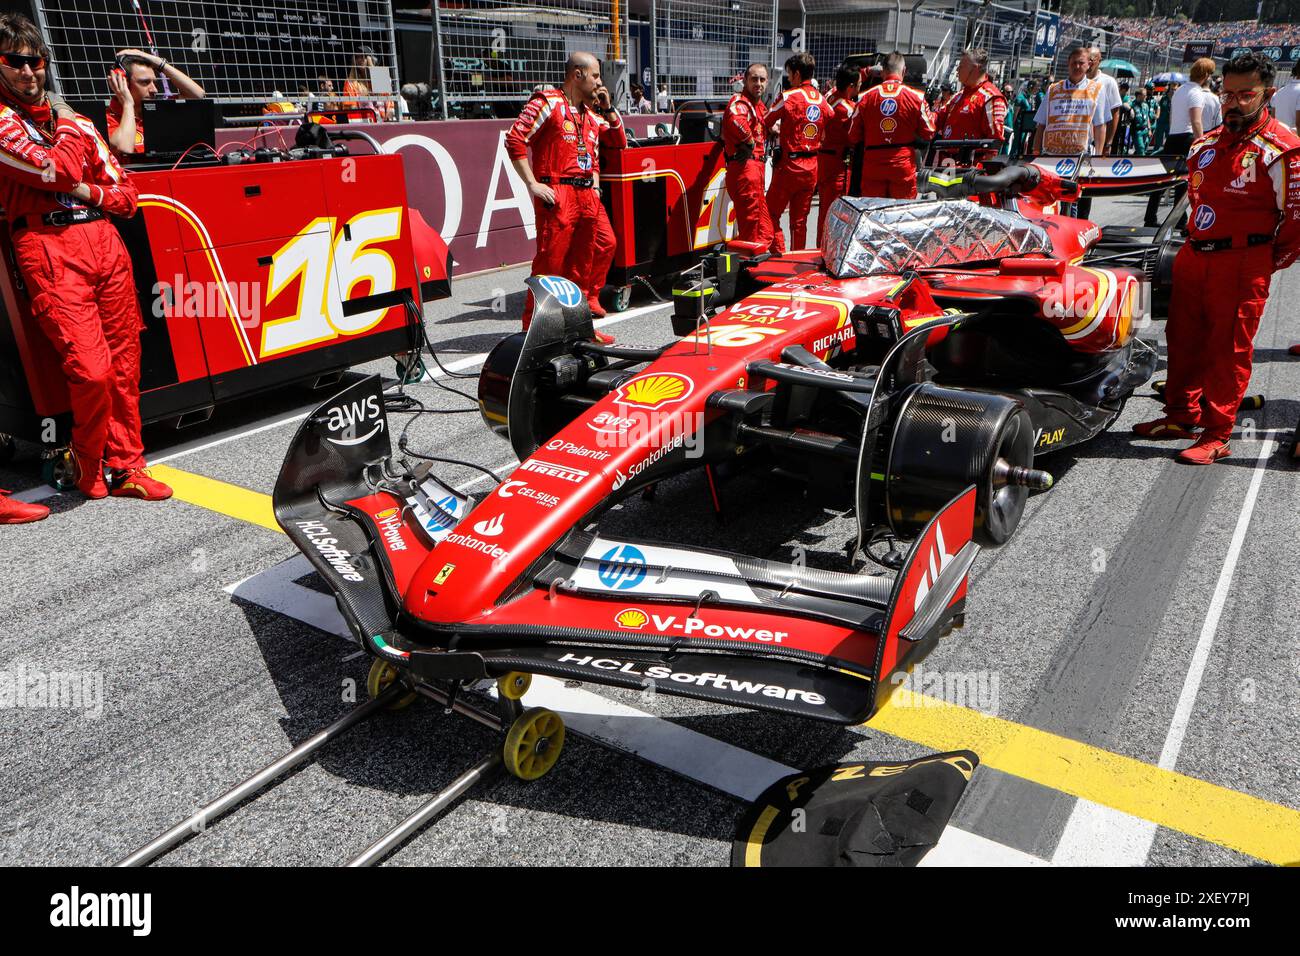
xmin=472 ymin=514 xmax=505 ymax=537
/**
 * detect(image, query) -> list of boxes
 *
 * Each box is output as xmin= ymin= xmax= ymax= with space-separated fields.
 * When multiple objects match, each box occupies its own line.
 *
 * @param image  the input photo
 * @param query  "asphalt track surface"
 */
xmin=3 ymin=192 xmax=1300 ymax=867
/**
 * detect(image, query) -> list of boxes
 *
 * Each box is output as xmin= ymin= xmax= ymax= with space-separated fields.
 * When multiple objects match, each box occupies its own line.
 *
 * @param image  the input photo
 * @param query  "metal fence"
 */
xmin=33 ymin=0 xmax=400 ymax=110
xmin=429 ymin=0 xmax=629 ymax=111
xmin=650 ymin=0 xmax=777 ymax=103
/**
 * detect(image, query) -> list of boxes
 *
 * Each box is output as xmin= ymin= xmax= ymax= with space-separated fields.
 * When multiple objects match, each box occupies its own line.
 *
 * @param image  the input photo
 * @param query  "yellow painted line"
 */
xmin=148 ymin=464 xmax=281 ymax=534
xmin=152 ymin=462 xmax=1300 ymax=863
xmin=743 ymin=805 xmax=780 ymax=867
xmin=872 ymin=692 xmax=1300 ymax=866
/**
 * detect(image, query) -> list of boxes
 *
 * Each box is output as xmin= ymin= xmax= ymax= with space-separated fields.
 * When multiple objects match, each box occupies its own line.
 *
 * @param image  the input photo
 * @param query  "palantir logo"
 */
xmin=1110 ymin=158 xmax=1132 ymax=176
xmin=538 ymin=275 xmax=583 ymax=308
xmin=50 ymin=886 xmax=151 ymax=936
xmin=597 ymin=544 xmax=647 ymax=590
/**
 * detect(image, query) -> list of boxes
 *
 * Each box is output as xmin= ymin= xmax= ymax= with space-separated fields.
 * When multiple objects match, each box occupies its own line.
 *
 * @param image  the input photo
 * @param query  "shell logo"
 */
xmin=880 ymin=118 xmax=897 ymax=133
xmin=615 ymin=608 xmax=649 ymax=630
xmin=614 ymin=372 xmax=694 ymax=409
xmin=376 ymin=508 xmax=400 ymax=520
xmin=802 ymin=123 xmax=818 ymax=139
xmin=563 ymin=119 xmax=576 ymax=133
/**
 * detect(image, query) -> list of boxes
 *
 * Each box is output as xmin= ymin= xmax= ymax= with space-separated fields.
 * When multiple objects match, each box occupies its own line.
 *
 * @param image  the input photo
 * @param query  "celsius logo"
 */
xmin=538 ymin=275 xmax=583 ymax=307
xmin=50 ymin=886 xmax=152 ymax=936
xmin=1054 ymin=158 xmax=1077 ymax=176
xmin=1197 ymin=148 xmax=1216 ymax=169
xmin=1193 ymin=204 xmax=1216 ymax=231
xmin=597 ymin=544 xmax=647 ymax=590
xmin=1110 ymin=159 xmax=1133 ymax=176
xmin=472 ymin=513 xmax=505 ymax=537
xmin=496 ymin=480 xmax=560 ymax=508
xmin=324 ymin=394 xmax=383 ymax=446
xmin=879 ymin=97 xmax=898 ymax=116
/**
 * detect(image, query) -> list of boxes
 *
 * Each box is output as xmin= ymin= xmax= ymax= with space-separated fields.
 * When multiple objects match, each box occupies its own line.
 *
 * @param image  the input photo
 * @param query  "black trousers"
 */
xmin=1145 ymin=132 xmax=1193 ymax=227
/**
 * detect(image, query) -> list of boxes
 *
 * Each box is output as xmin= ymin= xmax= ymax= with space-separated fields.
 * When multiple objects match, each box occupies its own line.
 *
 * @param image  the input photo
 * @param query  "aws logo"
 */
xmin=324 ymin=394 xmax=383 ymax=446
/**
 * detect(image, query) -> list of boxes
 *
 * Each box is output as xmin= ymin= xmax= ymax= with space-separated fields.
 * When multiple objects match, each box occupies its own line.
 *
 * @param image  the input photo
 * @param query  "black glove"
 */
xmin=733 ymin=139 xmax=754 ymax=163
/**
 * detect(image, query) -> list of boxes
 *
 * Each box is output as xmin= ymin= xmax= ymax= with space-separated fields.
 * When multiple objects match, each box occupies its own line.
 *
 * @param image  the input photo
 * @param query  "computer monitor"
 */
xmin=140 ymin=98 xmax=217 ymax=158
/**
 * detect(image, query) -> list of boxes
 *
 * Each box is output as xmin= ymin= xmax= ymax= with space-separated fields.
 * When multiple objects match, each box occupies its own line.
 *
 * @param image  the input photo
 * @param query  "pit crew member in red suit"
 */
xmin=723 ymin=63 xmax=773 ymax=250
xmin=1135 ymin=52 xmax=1300 ymax=465
xmin=933 ymin=48 xmax=1007 ymax=162
xmin=505 ymin=51 xmax=614 ymax=342
xmin=764 ymin=52 xmax=826 ymax=254
xmin=580 ymin=83 xmax=626 ymax=319
xmin=0 ymin=15 xmax=171 ymax=501
xmin=848 ymin=51 xmax=934 ymax=199
xmin=817 ymin=66 xmax=859 ymax=243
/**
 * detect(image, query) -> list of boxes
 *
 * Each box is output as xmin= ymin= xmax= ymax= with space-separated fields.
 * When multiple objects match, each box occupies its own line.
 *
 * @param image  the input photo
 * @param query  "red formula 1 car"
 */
xmin=273 ymin=162 xmax=1156 ymax=730
xmin=0 ymin=133 xmax=451 ymax=470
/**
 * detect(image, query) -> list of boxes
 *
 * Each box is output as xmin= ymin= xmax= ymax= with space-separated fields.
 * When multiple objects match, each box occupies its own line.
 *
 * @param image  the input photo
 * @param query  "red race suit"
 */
xmin=1164 ymin=111 xmax=1300 ymax=442
xmin=0 ymin=100 xmax=146 ymax=473
xmin=722 ymin=91 xmax=769 ymax=248
xmin=817 ymin=90 xmax=857 ymax=242
xmin=934 ymin=78 xmax=1007 ymax=153
xmin=105 ymin=98 xmax=144 ymax=157
xmin=722 ymin=91 xmax=773 ymax=249
xmin=505 ymin=88 xmax=605 ymax=324
xmin=764 ymin=81 xmax=826 ymax=254
xmin=849 ymin=75 xmax=934 ymax=199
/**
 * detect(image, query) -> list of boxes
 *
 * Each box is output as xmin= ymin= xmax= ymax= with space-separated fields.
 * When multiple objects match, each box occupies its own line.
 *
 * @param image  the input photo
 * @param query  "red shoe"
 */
xmin=1132 ymin=417 xmax=1199 ymax=440
xmin=70 ymin=449 xmax=108 ymax=499
xmin=593 ymin=330 xmax=615 ymax=345
xmin=0 ymin=490 xmax=48 ymax=524
xmin=109 ymin=466 xmax=173 ymax=500
xmin=587 ymin=296 xmax=607 ymax=318
xmin=1177 ymin=438 xmax=1230 ymax=465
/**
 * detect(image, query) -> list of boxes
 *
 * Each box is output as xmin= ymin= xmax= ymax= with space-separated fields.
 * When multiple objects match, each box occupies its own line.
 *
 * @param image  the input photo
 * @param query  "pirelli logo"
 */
xmin=521 ymin=458 xmax=590 ymax=483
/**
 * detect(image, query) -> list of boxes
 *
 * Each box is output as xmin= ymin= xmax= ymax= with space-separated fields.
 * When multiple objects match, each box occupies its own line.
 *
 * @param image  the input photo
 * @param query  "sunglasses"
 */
xmin=1219 ymin=88 xmax=1265 ymax=106
xmin=0 ymin=52 xmax=47 ymax=71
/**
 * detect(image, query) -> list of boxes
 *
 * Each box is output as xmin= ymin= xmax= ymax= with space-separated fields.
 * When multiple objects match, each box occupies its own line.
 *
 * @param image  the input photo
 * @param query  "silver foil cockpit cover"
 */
xmin=820 ymin=197 xmax=1054 ymax=279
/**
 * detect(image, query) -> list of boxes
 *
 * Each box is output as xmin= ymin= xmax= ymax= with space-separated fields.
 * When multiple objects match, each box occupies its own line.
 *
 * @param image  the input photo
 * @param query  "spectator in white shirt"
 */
xmin=1271 ymin=60 xmax=1300 ymax=130
xmin=1087 ymin=46 xmax=1123 ymax=154
xmin=655 ymin=83 xmax=670 ymax=112
xmin=1146 ymin=57 xmax=1216 ymax=227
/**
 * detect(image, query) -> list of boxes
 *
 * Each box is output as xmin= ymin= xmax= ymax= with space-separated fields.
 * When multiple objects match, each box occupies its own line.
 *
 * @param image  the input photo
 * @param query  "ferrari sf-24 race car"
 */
xmin=272 ymin=162 xmax=1162 ymax=732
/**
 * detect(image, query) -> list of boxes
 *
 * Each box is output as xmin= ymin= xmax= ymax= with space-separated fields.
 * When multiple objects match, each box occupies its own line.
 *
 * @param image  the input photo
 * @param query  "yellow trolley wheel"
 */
xmin=497 ymin=671 xmax=532 ymax=701
xmin=366 ymin=658 xmax=418 ymax=710
xmin=502 ymin=707 xmax=565 ymax=781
